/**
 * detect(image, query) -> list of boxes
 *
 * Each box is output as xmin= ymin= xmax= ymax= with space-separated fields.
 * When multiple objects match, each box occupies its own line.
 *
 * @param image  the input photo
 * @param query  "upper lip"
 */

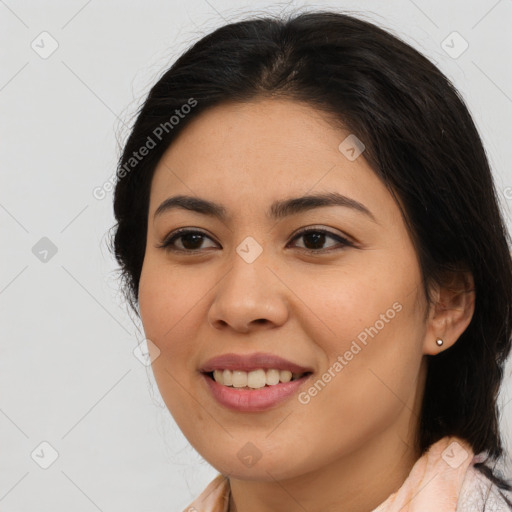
xmin=200 ymin=352 xmax=313 ymax=374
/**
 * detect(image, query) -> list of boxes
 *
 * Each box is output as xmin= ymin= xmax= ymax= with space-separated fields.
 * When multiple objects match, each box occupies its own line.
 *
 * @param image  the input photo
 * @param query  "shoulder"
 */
xmin=456 ymin=464 xmax=512 ymax=512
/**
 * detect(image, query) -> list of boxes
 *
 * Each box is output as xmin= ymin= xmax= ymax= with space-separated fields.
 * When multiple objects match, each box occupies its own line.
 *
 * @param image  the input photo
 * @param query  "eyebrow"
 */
xmin=154 ymin=192 xmax=377 ymax=223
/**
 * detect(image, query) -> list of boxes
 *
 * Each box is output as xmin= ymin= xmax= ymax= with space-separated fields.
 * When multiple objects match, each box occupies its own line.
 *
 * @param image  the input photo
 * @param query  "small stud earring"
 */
xmin=436 ymin=338 xmax=444 ymax=346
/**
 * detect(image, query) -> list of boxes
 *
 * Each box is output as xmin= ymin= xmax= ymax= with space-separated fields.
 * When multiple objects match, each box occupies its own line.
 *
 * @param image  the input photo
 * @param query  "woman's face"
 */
xmin=138 ymin=98 xmax=431 ymax=481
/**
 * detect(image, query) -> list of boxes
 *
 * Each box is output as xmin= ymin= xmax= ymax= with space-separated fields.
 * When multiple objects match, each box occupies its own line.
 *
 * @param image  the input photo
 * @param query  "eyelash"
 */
xmin=156 ymin=227 xmax=353 ymax=255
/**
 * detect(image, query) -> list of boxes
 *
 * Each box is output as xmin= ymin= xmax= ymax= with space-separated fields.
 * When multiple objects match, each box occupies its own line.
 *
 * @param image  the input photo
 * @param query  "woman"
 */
xmin=109 ymin=9 xmax=512 ymax=511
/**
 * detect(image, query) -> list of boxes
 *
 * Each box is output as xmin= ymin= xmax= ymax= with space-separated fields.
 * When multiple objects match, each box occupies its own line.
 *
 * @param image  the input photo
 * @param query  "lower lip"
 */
xmin=201 ymin=373 xmax=312 ymax=412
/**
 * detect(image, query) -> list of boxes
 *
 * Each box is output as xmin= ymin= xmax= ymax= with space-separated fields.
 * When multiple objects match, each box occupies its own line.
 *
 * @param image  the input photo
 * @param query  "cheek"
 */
xmin=138 ymin=262 xmax=208 ymax=425
xmin=287 ymin=298 xmax=424 ymax=470
xmin=294 ymin=258 xmax=425 ymax=416
xmin=138 ymin=261 xmax=204 ymax=368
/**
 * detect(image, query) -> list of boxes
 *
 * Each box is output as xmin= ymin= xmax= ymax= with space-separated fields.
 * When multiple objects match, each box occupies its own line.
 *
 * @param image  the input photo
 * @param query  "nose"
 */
xmin=207 ymin=252 xmax=289 ymax=333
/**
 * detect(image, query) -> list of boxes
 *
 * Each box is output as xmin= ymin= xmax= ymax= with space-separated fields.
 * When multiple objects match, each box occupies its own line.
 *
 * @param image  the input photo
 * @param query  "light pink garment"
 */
xmin=182 ymin=436 xmax=511 ymax=512
xmin=372 ymin=436 xmax=474 ymax=511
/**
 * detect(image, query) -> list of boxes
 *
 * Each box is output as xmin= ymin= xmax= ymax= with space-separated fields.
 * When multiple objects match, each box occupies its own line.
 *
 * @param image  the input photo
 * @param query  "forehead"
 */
xmin=148 ymin=98 xmax=397 ymax=224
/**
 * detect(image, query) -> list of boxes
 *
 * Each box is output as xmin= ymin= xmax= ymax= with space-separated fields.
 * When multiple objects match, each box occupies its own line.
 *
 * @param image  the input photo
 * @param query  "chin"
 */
xmin=201 ymin=445 xmax=312 ymax=482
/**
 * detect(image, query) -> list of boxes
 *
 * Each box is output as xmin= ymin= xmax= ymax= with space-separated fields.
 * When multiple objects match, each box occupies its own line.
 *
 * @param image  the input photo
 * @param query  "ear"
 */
xmin=423 ymin=270 xmax=475 ymax=355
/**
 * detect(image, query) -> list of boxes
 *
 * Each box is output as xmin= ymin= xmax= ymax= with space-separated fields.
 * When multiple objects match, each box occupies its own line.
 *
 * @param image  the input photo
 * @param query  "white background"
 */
xmin=1 ymin=0 xmax=512 ymax=510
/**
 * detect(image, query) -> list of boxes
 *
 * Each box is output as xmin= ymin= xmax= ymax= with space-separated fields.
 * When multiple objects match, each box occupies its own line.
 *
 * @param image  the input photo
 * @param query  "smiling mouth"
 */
xmin=204 ymin=369 xmax=313 ymax=389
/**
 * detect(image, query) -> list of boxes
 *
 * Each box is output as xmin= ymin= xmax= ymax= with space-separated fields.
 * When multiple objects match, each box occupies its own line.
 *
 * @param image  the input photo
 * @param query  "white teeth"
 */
xmin=266 ymin=369 xmax=280 ymax=386
xmin=210 ymin=368 xmax=306 ymax=388
xmin=222 ymin=369 xmax=232 ymax=386
xmin=280 ymin=370 xmax=292 ymax=383
xmin=247 ymin=369 xmax=266 ymax=388
xmin=232 ymin=370 xmax=247 ymax=388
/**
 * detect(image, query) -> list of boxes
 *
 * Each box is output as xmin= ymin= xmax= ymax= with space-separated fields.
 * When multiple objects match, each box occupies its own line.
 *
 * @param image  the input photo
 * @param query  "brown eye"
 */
xmin=288 ymin=228 xmax=352 ymax=253
xmin=157 ymin=229 xmax=218 ymax=253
